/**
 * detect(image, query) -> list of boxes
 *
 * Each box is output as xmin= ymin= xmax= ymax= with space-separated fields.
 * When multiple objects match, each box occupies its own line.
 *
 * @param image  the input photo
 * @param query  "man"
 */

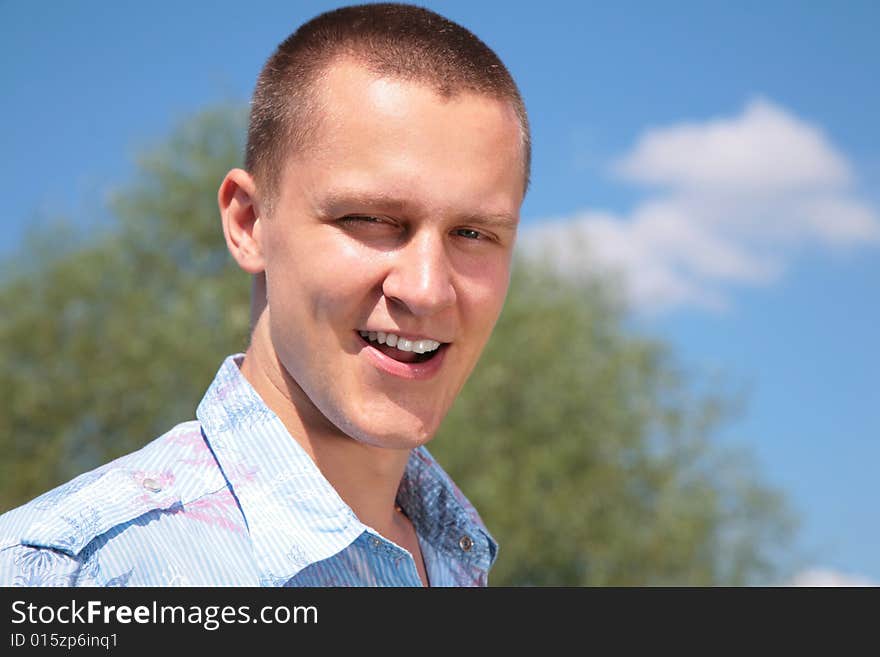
xmin=0 ymin=3 xmax=529 ymax=587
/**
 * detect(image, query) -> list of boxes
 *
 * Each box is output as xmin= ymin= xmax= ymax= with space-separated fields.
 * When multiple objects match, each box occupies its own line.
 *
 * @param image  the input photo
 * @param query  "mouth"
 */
xmin=355 ymin=330 xmax=449 ymax=380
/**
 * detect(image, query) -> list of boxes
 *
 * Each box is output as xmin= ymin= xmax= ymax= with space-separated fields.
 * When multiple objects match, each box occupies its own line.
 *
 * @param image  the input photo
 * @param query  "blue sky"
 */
xmin=3 ymin=1 xmax=878 ymax=583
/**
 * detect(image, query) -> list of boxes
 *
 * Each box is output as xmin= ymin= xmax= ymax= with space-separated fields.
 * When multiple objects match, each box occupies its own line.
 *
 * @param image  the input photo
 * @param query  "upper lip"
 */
xmin=357 ymin=328 xmax=450 ymax=344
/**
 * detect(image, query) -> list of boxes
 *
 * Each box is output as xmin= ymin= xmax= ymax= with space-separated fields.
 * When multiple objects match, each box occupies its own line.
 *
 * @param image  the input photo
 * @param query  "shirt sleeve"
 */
xmin=0 ymin=543 xmax=85 ymax=587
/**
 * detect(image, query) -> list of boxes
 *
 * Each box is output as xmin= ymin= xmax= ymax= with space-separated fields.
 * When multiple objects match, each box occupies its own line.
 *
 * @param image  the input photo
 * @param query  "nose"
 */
xmin=382 ymin=230 xmax=457 ymax=317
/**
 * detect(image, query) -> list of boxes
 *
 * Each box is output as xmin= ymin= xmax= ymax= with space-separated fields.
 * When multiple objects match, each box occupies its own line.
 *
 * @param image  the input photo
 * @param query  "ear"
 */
xmin=218 ymin=168 xmax=265 ymax=274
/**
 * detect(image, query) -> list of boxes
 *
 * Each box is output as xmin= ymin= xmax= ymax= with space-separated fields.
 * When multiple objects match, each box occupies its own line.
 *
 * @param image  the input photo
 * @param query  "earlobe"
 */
xmin=218 ymin=168 xmax=265 ymax=274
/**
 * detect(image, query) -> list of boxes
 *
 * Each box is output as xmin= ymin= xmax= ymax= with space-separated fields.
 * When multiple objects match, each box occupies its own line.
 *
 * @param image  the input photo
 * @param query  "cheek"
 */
xmin=309 ymin=249 xmax=385 ymax=322
xmin=458 ymin=259 xmax=511 ymax=329
xmin=268 ymin=232 xmax=382 ymax=322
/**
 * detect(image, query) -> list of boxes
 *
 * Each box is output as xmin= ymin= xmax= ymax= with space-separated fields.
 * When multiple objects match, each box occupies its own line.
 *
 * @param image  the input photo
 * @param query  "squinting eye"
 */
xmin=455 ymin=228 xmax=483 ymax=240
xmin=343 ymin=215 xmax=383 ymax=224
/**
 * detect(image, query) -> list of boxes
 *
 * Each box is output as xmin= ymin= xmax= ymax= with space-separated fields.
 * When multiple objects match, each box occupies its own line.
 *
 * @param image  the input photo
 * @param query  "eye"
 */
xmin=337 ymin=214 xmax=401 ymax=234
xmin=454 ymin=228 xmax=485 ymax=240
xmin=340 ymin=214 xmax=385 ymax=225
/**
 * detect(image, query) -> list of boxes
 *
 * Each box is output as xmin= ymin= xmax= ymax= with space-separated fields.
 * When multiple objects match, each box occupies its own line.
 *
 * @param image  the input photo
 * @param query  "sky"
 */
xmin=3 ymin=0 xmax=878 ymax=584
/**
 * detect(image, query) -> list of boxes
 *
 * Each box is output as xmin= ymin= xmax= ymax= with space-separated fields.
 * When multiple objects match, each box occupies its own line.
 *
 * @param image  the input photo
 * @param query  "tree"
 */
xmin=0 ymin=105 xmax=251 ymax=505
xmin=0 ymin=106 xmax=796 ymax=584
xmin=432 ymin=264 xmax=795 ymax=585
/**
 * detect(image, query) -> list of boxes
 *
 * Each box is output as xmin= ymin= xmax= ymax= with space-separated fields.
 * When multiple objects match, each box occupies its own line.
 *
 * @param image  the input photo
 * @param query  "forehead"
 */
xmin=277 ymin=60 xmax=525 ymax=214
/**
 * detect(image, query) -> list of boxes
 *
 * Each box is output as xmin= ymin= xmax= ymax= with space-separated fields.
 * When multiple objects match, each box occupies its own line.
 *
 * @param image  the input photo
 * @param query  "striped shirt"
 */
xmin=0 ymin=354 xmax=497 ymax=586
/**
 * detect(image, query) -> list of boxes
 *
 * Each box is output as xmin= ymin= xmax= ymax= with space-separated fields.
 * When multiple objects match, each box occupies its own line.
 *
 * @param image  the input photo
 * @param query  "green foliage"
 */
xmin=0 ymin=105 xmax=796 ymax=584
xmin=0 ymin=105 xmax=251 ymax=505
xmin=432 ymin=264 xmax=796 ymax=585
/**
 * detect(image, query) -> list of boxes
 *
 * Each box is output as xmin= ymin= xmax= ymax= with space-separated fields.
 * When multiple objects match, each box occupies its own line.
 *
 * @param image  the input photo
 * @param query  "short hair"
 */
xmin=245 ymin=2 xmax=530 ymax=212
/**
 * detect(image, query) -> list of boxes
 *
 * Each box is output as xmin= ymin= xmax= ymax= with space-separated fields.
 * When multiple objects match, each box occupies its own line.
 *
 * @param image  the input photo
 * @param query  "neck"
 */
xmin=239 ymin=309 xmax=411 ymax=537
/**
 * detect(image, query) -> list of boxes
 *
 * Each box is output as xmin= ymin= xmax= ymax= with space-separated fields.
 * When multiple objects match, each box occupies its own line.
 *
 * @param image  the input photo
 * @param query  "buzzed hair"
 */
xmin=245 ymin=2 xmax=531 ymax=212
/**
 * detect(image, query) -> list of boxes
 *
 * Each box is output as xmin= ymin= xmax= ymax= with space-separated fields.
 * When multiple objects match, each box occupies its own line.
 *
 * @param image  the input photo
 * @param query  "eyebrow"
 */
xmin=318 ymin=190 xmax=413 ymax=215
xmin=318 ymin=190 xmax=519 ymax=230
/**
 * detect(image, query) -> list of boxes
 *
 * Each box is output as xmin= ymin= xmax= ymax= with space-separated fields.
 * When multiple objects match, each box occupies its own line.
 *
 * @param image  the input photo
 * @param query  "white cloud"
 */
xmin=612 ymin=98 xmax=853 ymax=194
xmin=521 ymin=99 xmax=880 ymax=313
xmin=797 ymin=196 xmax=880 ymax=244
xmin=786 ymin=568 xmax=877 ymax=587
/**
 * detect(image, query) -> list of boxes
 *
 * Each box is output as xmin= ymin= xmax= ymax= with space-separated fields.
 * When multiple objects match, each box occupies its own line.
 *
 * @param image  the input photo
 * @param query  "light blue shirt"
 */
xmin=0 ymin=354 xmax=497 ymax=586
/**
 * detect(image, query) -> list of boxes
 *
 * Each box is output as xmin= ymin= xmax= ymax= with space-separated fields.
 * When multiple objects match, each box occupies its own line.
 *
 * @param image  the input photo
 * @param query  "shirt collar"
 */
xmin=197 ymin=354 xmax=497 ymax=586
xmin=398 ymin=449 xmax=498 ymax=575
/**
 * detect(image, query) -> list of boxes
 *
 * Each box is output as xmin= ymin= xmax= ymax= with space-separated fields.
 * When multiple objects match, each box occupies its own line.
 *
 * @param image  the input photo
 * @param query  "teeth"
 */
xmin=359 ymin=330 xmax=441 ymax=353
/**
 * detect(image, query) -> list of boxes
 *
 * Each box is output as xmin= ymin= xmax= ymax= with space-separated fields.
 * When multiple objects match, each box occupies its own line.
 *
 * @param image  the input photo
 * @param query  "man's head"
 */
xmin=220 ymin=3 xmax=528 ymax=450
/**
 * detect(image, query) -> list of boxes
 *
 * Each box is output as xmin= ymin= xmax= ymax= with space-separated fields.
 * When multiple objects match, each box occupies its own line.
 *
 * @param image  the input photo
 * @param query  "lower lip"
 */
xmin=356 ymin=333 xmax=447 ymax=380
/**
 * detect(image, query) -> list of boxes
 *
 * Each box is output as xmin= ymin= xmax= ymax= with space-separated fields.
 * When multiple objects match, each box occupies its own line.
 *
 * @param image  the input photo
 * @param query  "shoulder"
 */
xmin=0 ymin=421 xmax=228 ymax=584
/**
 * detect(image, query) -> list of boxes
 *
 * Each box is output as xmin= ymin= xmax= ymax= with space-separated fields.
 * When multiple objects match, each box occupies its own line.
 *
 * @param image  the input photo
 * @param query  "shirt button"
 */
xmin=142 ymin=478 xmax=162 ymax=493
xmin=459 ymin=535 xmax=474 ymax=552
xmin=371 ymin=537 xmax=382 ymax=548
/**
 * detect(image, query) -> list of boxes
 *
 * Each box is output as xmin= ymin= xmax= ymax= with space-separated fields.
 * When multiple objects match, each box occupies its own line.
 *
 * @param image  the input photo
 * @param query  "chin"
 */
xmin=336 ymin=406 xmax=441 ymax=450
